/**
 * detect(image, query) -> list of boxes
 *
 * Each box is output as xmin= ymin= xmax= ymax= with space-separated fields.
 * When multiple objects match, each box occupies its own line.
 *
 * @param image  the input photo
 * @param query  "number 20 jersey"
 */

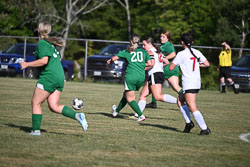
xmin=117 ymin=48 xmax=150 ymax=81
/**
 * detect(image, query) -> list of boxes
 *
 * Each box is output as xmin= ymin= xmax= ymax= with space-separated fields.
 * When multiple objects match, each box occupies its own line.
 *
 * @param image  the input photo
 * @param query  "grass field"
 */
xmin=0 ymin=77 xmax=250 ymax=167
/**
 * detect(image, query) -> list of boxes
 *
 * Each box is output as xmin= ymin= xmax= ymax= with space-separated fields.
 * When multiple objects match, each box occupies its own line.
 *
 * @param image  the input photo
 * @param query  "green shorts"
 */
xmin=164 ymin=64 xmax=179 ymax=79
xmin=37 ymin=78 xmax=64 ymax=93
xmin=124 ymin=78 xmax=144 ymax=91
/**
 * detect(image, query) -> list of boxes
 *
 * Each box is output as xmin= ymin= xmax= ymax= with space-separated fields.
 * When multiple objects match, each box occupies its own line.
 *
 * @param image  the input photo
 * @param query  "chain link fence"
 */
xmin=1 ymin=35 xmax=250 ymax=88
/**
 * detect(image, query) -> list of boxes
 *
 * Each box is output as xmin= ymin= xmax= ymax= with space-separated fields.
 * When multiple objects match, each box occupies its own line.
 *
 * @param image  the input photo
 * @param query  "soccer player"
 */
xmin=146 ymin=31 xmax=194 ymax=132
xmin=137 ymin=37 xmax=177 ymax=112
xmin=107 ymin=34 xmax=152 ymax=122
xmin=137 ymin=37 xmax=194 ymax=133
xmin=168 ymin=33 xmax=211 ymax=135
xmin=218 ymin=42 xmax=238 ymax=94
xmin=146 ymin=31 xmax=183 ymax=108
xmin=20 ymin=21 xmax=88 ymax=136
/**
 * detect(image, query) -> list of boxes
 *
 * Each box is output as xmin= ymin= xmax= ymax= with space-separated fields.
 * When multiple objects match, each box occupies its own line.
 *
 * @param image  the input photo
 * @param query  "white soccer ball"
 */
xmin=72 ymin=98 xmax=83 ymax=110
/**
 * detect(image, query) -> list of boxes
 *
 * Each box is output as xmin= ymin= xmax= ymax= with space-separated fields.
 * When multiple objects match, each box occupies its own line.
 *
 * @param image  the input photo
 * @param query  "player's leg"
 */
xmin=145 ymin=95 xmax=157 ymax=109
xmin=112 ymin=91 xmax=128 ymax=117
xmin=138 ymin=81 xmax=150 ymax=113
xmin=227 ymin=77 xmax=238 ymax=94
xmin=185 ymin=92 xmax=210 ymax=135
xmin=226 ymin=67 xmax=239 ymax=94
xmin=167 ymin=76 xmax=182 ymax=93
xmin=151 ymin=84 xmax=177 ymax=104
xmin=126 ymin=90 xmax=145 ymax=121
xmin=177 ymin=93 xmax=194 ymax=133
xmin=47 ymin=90 xmax=88 ymax=131
xmin=219 ymin=68 xmax=226 ymax=93
xmin=30 ymin=86 xmax=50 ymax=136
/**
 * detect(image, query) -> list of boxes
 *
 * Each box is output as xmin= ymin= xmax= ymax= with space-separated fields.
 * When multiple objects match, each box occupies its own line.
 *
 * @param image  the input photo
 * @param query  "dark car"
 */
xmin=0 ymin=43 xmax=74 ymax=80
xmin=231 ymin=54 xmax=250 ymax=91
xmin=82 ymin=44 xmax=128 ymax=82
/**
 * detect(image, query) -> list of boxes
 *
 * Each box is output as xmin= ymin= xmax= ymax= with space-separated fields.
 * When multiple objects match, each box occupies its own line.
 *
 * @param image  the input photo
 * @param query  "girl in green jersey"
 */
xmin=107 ymin=34 xmax=152 ymax=122
xmin=20 ymin=21 xmax=88 ymax=136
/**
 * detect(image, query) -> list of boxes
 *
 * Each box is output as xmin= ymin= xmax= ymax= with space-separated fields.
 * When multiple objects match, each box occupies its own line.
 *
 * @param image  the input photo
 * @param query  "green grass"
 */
xmin=0 ymin=77 xmax=250 ymax=167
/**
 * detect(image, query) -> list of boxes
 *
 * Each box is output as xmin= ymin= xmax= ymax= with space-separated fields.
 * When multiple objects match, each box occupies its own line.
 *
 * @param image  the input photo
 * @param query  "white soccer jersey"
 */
xmin=148 ymin=47 xmax=164 ymax=76
xmin=172 ymin=48 xmax=207 ymax=91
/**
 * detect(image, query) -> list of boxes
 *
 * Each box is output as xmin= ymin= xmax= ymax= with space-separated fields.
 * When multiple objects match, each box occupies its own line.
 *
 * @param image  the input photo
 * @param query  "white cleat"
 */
xmin=137 ymin=115 xmax=146 ymax=122
xmin=76 ymin=113 xmax=88 ymax=131
xmin=112 ymin=105 xmax=118 ymax=117
xmin=29 ymin=130 xmax=41 ymax=136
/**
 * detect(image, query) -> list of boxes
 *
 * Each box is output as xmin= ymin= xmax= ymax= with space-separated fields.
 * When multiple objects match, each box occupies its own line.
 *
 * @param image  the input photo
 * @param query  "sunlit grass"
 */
xmin=0 ymin=77 xmax=250 ymax=167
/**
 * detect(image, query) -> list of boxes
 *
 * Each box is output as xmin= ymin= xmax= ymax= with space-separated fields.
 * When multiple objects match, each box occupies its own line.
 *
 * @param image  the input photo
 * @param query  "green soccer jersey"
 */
xmin=117 ymin=48 xmax=150 ymax=81
xmin=35 ymin=39 xmax=65 ymax=92
xmin=160 ymin=41 xmax=179 ymax=78
xmin=160 ymin=41 xmax=175 ymax=60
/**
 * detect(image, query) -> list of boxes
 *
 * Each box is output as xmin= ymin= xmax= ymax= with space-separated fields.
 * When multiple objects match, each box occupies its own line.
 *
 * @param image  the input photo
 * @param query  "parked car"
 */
xmin=0 ymin=43 xmax=74 ymax=80
xmin=231 ymin=54 xmax=250 ymax=91
xmin=81 ymin=44 xmax=128 ymax=82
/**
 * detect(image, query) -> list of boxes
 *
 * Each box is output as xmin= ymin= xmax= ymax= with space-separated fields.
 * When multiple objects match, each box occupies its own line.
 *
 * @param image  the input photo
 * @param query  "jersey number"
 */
xmin=158 ymin=52 xmax=164 ymax=63
xmin=131 ymin=51 xmax=143 ymax=62
xmin=190 ymin=57 xmax=196 ymax=71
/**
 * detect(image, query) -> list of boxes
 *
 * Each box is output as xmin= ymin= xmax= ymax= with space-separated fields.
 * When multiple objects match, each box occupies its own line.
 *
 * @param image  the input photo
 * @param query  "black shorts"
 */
xmin=184 ymin=89 xmax=200 ymax=94
xmin=219 ymin=67 xmax=231 ymax=79
xmin=148 ymin=72 xmax=164 ymax=86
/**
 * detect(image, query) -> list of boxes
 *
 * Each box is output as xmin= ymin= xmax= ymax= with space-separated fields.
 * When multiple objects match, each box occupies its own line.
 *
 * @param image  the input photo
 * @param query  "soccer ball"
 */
xmin=72 ymin=98 xmax=83 ymax=110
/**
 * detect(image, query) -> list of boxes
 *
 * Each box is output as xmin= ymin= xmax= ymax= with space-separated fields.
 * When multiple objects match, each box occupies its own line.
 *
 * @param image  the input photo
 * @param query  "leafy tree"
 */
xmin=213 ymin=0 xmax=250 ymax=58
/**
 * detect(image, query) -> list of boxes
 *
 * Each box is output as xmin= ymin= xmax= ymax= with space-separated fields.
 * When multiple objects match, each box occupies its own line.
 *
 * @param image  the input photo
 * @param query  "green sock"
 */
xmin=32 ymin=114 xmax=42 ymax=131
xmin=129 ymin=101 xmax=142 ymax=117
xmin=116 ymin=97 xmax=127 ymax=113
xmin=62 ymin=106 xmax=77 ymax=120
xmin=152 ymin=95 xmax=157 ymax=104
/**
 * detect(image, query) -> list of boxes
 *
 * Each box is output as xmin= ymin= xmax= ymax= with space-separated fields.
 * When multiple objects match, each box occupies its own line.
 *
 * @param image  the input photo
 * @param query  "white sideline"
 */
xmin=239 ymin=133 xmax=250 ymax=143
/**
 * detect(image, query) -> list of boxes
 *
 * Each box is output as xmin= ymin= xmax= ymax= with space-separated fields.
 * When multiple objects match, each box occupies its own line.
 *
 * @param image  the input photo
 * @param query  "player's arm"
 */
xmin=221 ymin=42 xmax=231 ymax=50
xmin=166 ymin=51 xmax=176 ymax=59
xmin=169 ymin=62 xmax=176 ymax=71
xmin=145 ymin=59 xmax=153 ymax=70
xmin=200 ymin=60 xmax=210 ymax=67
xmin=107 ymin=56 xmax=119 ymax=64
xmin=163 ymin=56 xmax=169 ymax=67
xmin=20 ymin=56 xmax=48 ymax=70
xmin=145 ymin=50 xmax=155 ymax=70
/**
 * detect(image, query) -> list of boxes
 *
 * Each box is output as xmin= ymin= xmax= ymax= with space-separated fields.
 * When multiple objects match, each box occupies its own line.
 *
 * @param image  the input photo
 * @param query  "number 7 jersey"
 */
xmin=117 ymin=48 xmax=151 ymax=81
xmin=172 ymin=48 xmax=207 ymax=90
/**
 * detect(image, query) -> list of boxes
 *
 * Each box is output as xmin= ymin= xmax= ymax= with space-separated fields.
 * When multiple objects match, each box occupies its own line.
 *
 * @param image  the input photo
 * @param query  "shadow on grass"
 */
xmin=139 ymin=123 xmax=182 ymax=132
xmin=87 ymin=112 xmax=127 ymax=119
xmin=4 ymin=123 xmax=82 ymax=136
xmin=4 ymin=123 xmax=46 ymax=133
xmin=88 ymin=112 xmax=175 ymax=121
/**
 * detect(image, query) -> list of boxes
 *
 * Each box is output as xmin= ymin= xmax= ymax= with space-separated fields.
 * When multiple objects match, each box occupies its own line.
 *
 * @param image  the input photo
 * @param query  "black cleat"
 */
xmin=183 ymin=121 xmax=195 ymax=133
xmin=200 ymin=128 xmax=211 ymax=135
xmin=145 ymin=102 xmax=157 ymax=109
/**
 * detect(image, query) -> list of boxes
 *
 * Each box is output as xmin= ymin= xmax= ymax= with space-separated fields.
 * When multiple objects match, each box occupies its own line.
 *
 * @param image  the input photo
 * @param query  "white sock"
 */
xmin=192 ymin=111 xmax=207 ymax=130
xmin=163 ymin=94 xmax=177 ymax=104
xmin=138 ymin=100 xmax=146 ymax=112
xmin=180 ymin=105 xmax=191 ymax=123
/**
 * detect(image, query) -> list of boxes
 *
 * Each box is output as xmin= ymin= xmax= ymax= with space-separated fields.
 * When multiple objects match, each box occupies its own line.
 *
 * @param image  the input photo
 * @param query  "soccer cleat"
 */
xmin=76 ymin=113 xmax=88 ymax=131
xmin=200 ymin=128 xmax=211 ymax=135
xmin=145 ymin=102 xmax=157 ymax=109
xmin=137 ymin=115 xmax=146 ymax=122
xmin=232 ymin=84 xmax=239 ymax=94
xmin=183 ymin=121 xmax=195 ymax=133
xmin=29 ymin=130 xmax=41 ymax=136
xmin=112 ymin=105 xmax=118 ymax=117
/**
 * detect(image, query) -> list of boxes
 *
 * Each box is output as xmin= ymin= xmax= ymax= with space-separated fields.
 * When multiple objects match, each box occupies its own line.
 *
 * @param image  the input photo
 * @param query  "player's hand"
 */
xmin=20 ymin=62 xmax=27 ymax=70
xmin=107 ymin=59 xmax=112 ymax=64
